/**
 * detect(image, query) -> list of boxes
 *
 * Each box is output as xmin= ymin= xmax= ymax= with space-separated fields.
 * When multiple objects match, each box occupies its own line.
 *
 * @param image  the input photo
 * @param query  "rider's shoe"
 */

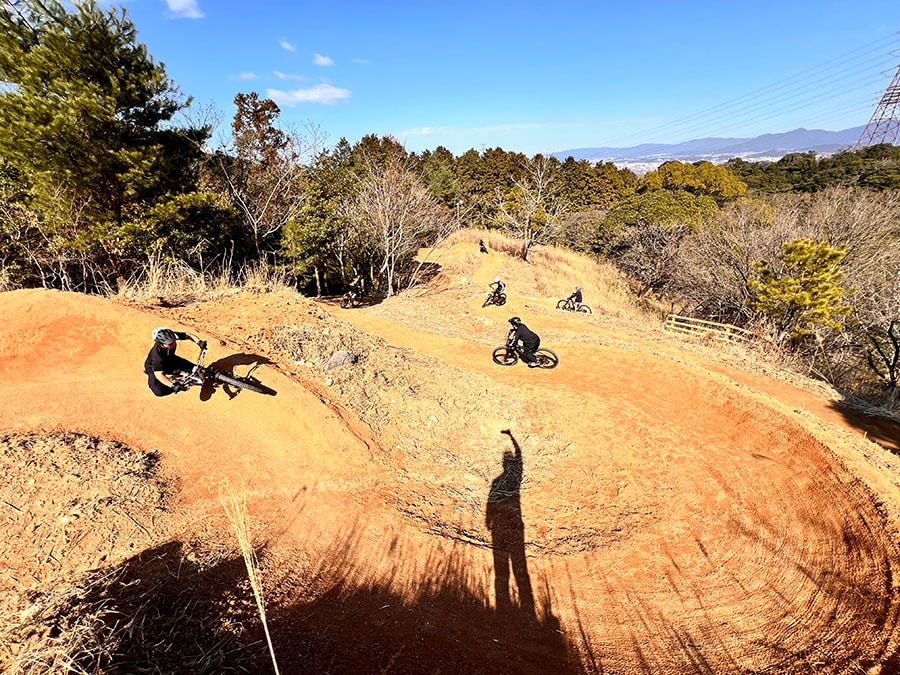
xmin=528 ymin=361 xmax=540 ymax=368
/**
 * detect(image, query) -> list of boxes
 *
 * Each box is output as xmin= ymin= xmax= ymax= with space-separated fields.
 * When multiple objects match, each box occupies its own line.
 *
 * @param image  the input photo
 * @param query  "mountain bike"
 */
xmin=483 ymin=290 xmax=507 ymax=307
xmin=556 ymin=297 xmax=591 ymax=313
xmin=340 ymin=289 xmax=364 ymax=308
xmin=169 ymin=342 xmax=272 ymax=395
xmin=492 ymin=331 xmax=559 ymax=369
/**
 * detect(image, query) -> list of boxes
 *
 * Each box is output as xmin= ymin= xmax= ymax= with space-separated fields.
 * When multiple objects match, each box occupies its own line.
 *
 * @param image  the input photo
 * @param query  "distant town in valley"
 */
xmin=553 ymin=125 xmax=866 ymax=173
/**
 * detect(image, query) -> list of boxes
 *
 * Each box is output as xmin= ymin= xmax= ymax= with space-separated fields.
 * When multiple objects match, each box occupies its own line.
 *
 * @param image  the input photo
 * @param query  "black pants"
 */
xmin=518 ymin=340 xmax=540 ymax=363
xmin=147 ymin=372 xmax=174 ymax=397
xmin=146 ymin=356 xmax=194 ymax=397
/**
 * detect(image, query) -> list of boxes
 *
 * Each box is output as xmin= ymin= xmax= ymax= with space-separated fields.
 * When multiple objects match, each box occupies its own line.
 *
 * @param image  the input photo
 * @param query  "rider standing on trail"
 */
xmin=569 ymin=286 xmax=583 ymax=306
xmin=144 ymin=327 xmax=206 ymax=397
xmin=490 ymin=277 xmax=506 ymax=300
xmin=508 ymin=317 xmax=541 ymax=367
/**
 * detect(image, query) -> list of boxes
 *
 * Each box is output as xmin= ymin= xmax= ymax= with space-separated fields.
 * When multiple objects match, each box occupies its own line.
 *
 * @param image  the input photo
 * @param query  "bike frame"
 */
xmin=171 ymin=344 xmax=208 ymax=389
xmin=505 ymin=329 xmax=532 ymax=358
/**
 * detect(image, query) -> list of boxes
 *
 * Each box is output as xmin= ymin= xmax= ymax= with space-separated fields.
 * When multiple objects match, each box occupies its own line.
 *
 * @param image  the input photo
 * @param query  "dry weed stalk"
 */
xmin=112 ymin=250 xmax=292 ymax=305
xmin=219 ymin=480 xmax=280 ymax=675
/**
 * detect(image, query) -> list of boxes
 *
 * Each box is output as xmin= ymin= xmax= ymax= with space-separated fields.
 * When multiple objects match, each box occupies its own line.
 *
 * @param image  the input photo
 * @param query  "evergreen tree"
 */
xmin=747 ymin=239 xmax=854 ymax=341
xmin=0 ymin=0 xmax=214 ymax=288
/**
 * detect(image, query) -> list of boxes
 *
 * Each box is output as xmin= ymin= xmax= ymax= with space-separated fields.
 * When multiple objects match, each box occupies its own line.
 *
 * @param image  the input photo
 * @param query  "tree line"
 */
xmin=1 ymin=0 xmax=898 ymax=403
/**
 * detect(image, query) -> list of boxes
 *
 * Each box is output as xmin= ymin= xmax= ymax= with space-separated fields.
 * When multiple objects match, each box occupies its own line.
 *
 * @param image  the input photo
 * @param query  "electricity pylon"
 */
xmin=857 ymin=64 xmax=900 ymax=147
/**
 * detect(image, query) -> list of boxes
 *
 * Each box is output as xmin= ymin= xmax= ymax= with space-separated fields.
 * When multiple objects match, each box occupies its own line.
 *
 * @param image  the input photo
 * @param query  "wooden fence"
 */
xmin=664 ymin=314 xmax=753 ymax=343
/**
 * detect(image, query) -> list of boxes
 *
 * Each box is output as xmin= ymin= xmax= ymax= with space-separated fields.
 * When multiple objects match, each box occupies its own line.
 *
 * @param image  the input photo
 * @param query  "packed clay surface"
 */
xmin=3 ymin=242 xmax=900 ymax=673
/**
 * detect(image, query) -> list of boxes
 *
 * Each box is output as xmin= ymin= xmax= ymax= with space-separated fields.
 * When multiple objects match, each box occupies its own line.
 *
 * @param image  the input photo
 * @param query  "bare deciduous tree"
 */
xmin=495 ymin=155 xmax=567 ymax=261
xmin=207 ymin=94 xmax=324 ymax=256
xmin=349 ymin=157 xmax=452 ymax=296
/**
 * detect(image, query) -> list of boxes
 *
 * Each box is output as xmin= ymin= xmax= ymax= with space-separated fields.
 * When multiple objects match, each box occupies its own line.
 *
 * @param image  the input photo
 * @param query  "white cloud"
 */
xmin=268 ymin=83 xmax=351 ymax=106
xmin=163 ymin=0 xmax=203 ymax=19
xmin=230 ymin=72 xmax=258 ymax=81
xmin=274 ymin=71 xmax=307 ymax=82
xmin=313 ymin=53 xmax=334 ymax=67
xmin=353 ymin=58 xmax=370 ymax=65
xmin=280 ymin=40 xmax=296 ymax=52
xmin=401 ymin=123 xmax=541 ymax=137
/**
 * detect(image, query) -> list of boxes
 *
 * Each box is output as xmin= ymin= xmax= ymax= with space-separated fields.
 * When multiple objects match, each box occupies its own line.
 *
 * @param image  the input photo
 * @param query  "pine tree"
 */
xmin=747 ymin=238 xmax=854 ymax=341
xmin=0 ymin=0 xmax=211 ymax=287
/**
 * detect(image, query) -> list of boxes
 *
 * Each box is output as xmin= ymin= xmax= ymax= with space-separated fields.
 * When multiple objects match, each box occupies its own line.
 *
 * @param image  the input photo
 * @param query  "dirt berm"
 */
xmin=3 ymin=241 xmax=900 ymax=673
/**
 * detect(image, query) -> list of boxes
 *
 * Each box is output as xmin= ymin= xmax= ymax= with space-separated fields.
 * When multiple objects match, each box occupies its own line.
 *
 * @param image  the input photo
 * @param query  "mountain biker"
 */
xmin=479 ymin=239 xmax=488 ymax=254
xmin=569 ymin=286 xmax=583 ymax=307
xmin=489 ymin=277 xmax=506 ymax=302
xmin=348 ymin=274 xmax=364 ymax=299
xmin=144 ymin=327 xmax=206 ymax=397
xmin=508 ymin=316 xmax=541 ymax=367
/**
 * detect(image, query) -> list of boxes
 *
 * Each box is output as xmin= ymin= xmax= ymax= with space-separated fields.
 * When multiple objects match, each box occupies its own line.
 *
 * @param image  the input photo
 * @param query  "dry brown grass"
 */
xmin=440 ymin=228 xmax=644 ymax=322
xmin=112 ymin=253 xmax=291 ymax=306
xmin=0 ymin=433 xmax=225 ymax=674
xmin=219 ymin=480 xmax=280 ymax=675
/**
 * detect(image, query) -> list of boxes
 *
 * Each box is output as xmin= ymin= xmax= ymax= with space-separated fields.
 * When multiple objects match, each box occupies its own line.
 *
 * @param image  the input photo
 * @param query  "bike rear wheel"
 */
xmin=535 ymin=348 xmax=559 ymax=369
xmin=496 ymin=293 xmax=506 ymax=306
xmin=340 ymin=293 xmax=352 ymax=309
xmin=577 ymin=305 xmax=592 ymax=314
xmin=211 ymin=370 xmax=267 ymax=394
xmin=492 ymin=346 xmax=518 ymax=366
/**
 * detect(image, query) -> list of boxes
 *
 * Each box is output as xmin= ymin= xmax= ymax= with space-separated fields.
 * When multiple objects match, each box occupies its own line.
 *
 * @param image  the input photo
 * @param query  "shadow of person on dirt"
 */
xmin=486 ymin=429 xmax=536 ymax=622
xmin=198 ymin=353 xmax=277 ymax=400
xmin=257 ymin=519 xmax=580 ymax=674
xmin=40 ymin=527 xmax=583 ymax=673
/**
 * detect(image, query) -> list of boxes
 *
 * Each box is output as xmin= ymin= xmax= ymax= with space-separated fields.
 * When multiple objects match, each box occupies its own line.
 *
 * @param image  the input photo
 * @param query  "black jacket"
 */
xmin=512 ymin=324 xmax=540 ymax=351
xmin=143 ymin=331 xmax=189 ymax=375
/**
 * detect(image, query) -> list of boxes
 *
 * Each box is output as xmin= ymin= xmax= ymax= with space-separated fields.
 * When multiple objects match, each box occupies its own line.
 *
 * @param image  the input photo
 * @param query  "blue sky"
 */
xmin=119 ymin=1 xmax=900 ymax=156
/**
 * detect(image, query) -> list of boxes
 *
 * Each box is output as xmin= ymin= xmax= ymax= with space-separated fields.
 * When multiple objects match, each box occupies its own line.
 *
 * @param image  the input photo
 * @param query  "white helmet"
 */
xmin=494 ymin=277 xmax=500 ymax=283
xmin=152 ymin=327 xmax=177 ymax=345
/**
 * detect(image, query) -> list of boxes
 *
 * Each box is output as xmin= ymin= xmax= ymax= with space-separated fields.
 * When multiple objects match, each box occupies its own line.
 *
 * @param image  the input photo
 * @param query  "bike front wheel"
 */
xmin=534 ymin=348 xmax=559 ymax=369
xmin=556 ymin=299 xmax=569 ymax=310
xmin=492 ymin=346 xmax=518 ymax=366
xmin=211 ymin=370 xmax=268 ymax=394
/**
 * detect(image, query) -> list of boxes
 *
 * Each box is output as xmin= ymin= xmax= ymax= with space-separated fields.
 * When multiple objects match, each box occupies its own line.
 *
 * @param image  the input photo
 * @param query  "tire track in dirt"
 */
xmin=4 ymin=285 xmax=900 ymax=672
xmin=334 ymin=295 xmax=900 ymax=672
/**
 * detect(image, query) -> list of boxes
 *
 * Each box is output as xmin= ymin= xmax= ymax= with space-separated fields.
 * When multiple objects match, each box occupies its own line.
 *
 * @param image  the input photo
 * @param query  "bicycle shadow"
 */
xmin=199 ymin=353 xmax=278 ymax=401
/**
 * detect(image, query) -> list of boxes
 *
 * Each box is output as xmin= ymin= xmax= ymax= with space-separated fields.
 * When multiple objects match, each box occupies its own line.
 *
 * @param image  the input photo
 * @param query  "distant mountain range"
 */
xmin=553 ymin=126 xmax=866 ymax=174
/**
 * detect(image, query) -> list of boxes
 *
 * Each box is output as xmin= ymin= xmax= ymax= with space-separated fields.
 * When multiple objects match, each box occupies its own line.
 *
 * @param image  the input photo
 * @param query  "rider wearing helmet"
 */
xmin=144 ymin=327 xmax=205 ymax=397
xmin=508 ymin=316 xmax=541 ymax=367
xmin=569 ymin=286 xmax=583 ymax=306
xmin=489 ymin=276 xmax=506 ymax=301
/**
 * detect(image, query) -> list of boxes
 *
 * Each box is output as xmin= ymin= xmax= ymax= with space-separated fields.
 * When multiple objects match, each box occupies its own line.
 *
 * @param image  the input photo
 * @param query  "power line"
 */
xmin=857 ymin=64 xmax=900 ymax=146
xmin=603 ymin=33 xmax=900 ymax=147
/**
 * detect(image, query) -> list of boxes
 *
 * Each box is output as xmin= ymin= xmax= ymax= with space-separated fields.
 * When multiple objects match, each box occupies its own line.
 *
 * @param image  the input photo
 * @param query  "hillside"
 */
xmin=3 ymin=239 xmax=900 ymax=673
xmin=554 ymin=126 xmax=865 ymax=172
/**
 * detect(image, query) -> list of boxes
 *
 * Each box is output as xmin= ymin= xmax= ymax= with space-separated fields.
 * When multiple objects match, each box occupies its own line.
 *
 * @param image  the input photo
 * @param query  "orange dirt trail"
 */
xmin=3 ymin=275 xmax=900 ymax=674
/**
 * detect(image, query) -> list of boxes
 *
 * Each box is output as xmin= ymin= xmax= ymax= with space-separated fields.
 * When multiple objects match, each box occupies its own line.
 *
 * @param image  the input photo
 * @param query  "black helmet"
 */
xmin=508 ymin=316 xmax=521 ymax=326
xmin=152 ymin=327 xmax=178 ymax=345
